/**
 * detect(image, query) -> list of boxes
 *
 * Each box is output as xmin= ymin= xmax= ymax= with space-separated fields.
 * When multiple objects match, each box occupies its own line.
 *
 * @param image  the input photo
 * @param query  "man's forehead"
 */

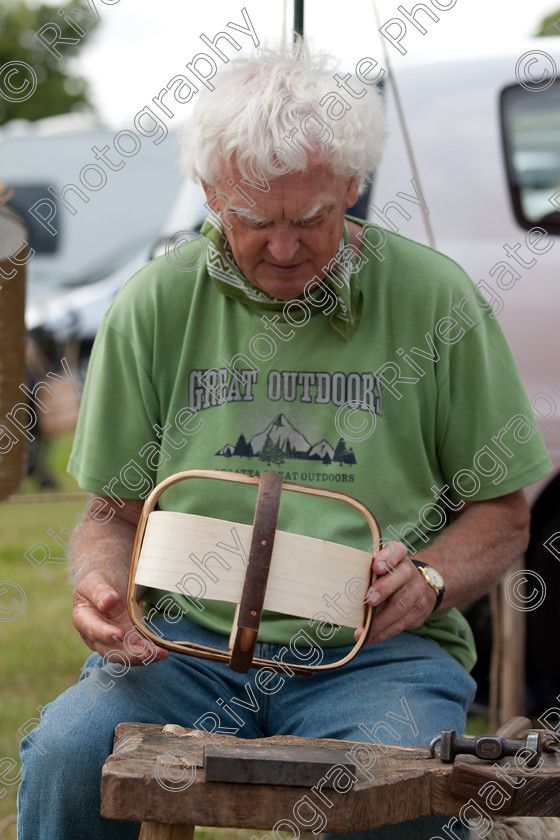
xmin=229 ymin=201 xmax=335 ymax=224
xmin=221 ymin=151 xmax=329 ymax=183
xmin=215 ymin=157 xmax=351 ymax=223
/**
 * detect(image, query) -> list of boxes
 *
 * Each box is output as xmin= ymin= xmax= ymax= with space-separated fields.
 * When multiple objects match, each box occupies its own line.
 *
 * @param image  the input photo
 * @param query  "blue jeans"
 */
xmin=18 ymin=617 xmax=475 ymax=839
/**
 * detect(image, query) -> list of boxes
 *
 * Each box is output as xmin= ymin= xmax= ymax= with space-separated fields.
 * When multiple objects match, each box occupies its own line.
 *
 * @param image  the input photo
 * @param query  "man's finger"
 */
xmin=73 ymin=605 xmax=169 ymax=664
xmin=365 ymin=559 xmax=413 ymax=606
xmin=79 ymin=576 xmax=123 ymax=619
xmin=366 ymin=586 xmax=434 ymax=644
xmin=372 ymin=541 xmax=408 ymax=575
xmin=73 ymin=571 xmax=169 ymax=663
xmin=73 ymin=602 xmax=124 ymax=646
xmin=96 ymin=587 xmax=122 ymax=616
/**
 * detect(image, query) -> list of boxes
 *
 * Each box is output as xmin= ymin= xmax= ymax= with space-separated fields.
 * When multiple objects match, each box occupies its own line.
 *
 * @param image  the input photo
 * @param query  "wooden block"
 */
xmin=203 ymin=742 xmax=356 ymax=787
xmin=448 ymin=763 xmax=515 ymax=813
xmin=496 ymin=717 xmax=532 ymax=739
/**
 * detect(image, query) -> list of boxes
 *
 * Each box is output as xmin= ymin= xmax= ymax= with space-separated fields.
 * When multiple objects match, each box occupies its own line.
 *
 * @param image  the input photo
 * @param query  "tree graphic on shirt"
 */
xmin=260 ymin=435 xmax=285 ymax=466
xmin=334 ymin=438 xmax=347 ymax=465
xmin=343 ymin=448 xmax=356 ymax=466
xmin=233 ymin=433 xmax=253 ymax=458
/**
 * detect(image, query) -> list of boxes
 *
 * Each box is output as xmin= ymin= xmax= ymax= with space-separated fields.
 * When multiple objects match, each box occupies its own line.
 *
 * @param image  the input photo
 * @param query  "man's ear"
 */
xmin=345 ymin=179 xmax=361 ymax=208
xmin=201 ymin=179 xmax=234 ymax=231
xmin=201 ymin=181 xmax=214 ymax=203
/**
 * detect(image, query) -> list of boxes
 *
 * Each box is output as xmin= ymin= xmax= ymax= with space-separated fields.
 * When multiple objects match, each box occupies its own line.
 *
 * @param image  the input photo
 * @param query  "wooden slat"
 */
xmin=134 ymin=511 xmax=372 ymax=627
xmin=489 ymin=586 xmax=501 ymax=731
xmin=500 ymin=561 xmax=526 ymax=721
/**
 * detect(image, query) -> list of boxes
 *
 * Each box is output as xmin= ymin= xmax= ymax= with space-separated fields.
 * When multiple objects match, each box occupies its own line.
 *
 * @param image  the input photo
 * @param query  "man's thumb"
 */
xmin=97 ymin=586 xmax=122 ymax=616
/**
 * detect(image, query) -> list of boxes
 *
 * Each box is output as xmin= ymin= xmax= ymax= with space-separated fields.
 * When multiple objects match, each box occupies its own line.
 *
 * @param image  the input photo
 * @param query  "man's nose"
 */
xmin=266 ymin=227 xmax=300 ymax=263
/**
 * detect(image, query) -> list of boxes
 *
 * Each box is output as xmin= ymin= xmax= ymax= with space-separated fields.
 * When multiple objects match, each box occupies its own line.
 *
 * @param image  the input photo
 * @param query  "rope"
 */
xmin=370 ymin=0 xmax=437 ymax=249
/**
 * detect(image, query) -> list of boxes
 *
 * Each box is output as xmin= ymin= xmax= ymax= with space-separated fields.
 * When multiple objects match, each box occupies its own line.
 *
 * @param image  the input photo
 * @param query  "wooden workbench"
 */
xmin=101 ymin=723 xmax=560 ymax=838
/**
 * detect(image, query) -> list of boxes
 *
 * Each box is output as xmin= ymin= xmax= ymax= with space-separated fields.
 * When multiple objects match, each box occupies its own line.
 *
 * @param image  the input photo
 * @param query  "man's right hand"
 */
xmin=72 ymin=570 xmax=169 ymax=665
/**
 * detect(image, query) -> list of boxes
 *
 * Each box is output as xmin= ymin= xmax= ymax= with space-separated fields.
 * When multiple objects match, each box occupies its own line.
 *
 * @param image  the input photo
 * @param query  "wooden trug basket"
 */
xmin=127 ymin=469 xmax=381 ymax=675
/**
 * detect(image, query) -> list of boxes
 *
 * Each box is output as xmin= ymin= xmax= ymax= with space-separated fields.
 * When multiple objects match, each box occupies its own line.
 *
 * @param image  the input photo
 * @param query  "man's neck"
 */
xmin=347 ymin=218 xmax=365 ymax=252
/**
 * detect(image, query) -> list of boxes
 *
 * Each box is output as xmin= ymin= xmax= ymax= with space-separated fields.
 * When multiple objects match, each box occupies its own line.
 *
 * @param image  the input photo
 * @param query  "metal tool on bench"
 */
xmin=203 ymin=742 xmax=357 ymax=787
xmin=429 ymin=715 xmax=560 ymax=766
xmin=429 ymin=730 xmax=542 ymax=765
xmin=126 ymin=469 xmax=381 ymax=676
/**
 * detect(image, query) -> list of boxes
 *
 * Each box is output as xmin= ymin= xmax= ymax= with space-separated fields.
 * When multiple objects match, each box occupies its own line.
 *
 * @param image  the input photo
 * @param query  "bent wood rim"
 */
xmin=127 ymin=469 xmax=381 ymax=675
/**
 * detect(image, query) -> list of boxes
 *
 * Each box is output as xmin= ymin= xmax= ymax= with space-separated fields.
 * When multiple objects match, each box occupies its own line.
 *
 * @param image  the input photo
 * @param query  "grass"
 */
xmin=1 ymin=434 xmax=87 ymax=835
xmin=1 ymin=435 xmax=87 ymax=837
xmin=0 ymin=436 xmax=276 ymax=838
xmin=0 ymin=434 xmax=489 ymax=839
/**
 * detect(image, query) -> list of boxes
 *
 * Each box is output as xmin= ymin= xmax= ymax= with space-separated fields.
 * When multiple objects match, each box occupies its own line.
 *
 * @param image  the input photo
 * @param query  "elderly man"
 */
xmin=18 ymin=43 xmax=550 ymax=840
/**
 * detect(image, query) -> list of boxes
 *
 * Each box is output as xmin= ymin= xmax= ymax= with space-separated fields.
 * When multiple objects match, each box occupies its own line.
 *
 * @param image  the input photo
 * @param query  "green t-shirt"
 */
xmin=68 ymin=220 xmax=552 ymax=672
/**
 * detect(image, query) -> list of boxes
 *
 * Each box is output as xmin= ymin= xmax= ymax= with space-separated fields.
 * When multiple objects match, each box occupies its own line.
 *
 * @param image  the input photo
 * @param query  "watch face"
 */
xmin=425 ymin=567 xmax=444 ymax=590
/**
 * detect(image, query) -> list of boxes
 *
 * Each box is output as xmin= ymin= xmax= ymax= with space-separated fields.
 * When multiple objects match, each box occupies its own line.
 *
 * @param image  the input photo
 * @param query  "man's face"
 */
xmin=203 ymin=160 xmax=360 ymax=300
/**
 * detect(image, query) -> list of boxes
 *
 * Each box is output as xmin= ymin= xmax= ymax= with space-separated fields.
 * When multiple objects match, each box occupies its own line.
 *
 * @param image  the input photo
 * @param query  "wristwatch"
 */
xmin=411 ymin=560 xmax=445 ymax=612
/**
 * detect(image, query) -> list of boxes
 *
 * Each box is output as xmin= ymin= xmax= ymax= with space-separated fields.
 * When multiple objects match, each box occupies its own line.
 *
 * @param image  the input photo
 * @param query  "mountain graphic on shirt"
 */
xmin=308 ymin=440 xmax=335 ymax=461
xmin=216 ymin=443 xmax=235 ymax=457
xmin=215 ymin=414 xmax=356 ymax=465
xmin=250 ymin=414 xmax=310 ymax=456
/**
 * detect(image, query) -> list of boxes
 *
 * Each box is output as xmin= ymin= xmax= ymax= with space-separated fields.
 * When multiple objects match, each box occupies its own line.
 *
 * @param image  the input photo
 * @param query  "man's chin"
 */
xmin=252 ymin=264 xmax=314 ymax=300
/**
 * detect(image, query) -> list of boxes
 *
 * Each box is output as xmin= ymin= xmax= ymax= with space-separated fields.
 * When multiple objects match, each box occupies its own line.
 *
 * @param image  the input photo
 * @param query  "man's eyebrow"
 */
xmin=294 ymin=202 xmax=334 ymax=223
xmin=229 ymin=206 xmax=270 ymax=224
xmin=228 ymin=202 xmax=333 ymax=225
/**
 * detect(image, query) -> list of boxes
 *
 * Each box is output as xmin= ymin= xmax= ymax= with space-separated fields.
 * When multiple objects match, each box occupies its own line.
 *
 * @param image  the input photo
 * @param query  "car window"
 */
xmin=501 ymin=80 xmax=560 ymax=233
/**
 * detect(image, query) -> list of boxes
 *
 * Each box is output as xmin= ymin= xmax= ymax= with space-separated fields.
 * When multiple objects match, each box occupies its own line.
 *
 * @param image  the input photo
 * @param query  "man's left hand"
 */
xmin=355 ymin=541 xmax=437 ymax=645
xmin=354 ymin=490 xmax=530 ymax=646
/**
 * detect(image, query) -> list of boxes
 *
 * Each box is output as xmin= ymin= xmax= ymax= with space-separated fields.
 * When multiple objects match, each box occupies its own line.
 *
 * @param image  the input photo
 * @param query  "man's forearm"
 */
xmin=69 ymin=517 xmax=135 ymax=587
xmin=69 ymin=496 xmax=168 ymax=663
xmin=362 ymin=490 xmax=531 ymax=644
xmin=68 ymin=496 xmax=142 ymax=587
xmin=415 ymin=490 xmax=530 ymax=610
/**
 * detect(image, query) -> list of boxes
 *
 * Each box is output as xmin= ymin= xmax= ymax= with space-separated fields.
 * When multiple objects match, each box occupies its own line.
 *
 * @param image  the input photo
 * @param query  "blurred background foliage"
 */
xmin=536 ymin=7 xmax=560 ymax=34
xmin=0 ymin=0 xmax=100 ymax=124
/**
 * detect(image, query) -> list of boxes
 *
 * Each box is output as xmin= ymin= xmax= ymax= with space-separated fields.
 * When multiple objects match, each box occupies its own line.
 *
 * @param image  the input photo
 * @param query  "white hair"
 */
xmin=181 ymin=40 xmax=387 ymax=192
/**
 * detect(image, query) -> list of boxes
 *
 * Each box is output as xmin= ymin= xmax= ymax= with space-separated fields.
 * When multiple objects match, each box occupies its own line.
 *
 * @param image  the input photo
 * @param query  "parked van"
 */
xmin=26 ymin=171 xmax=207 ymax=378
xmin=368 ymin=39 xmax=560 ymax=709
xmin=369 ymin=40 xmax=560 ymax=505
xmin=0 ymin=114 xmax=183 ymax=332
